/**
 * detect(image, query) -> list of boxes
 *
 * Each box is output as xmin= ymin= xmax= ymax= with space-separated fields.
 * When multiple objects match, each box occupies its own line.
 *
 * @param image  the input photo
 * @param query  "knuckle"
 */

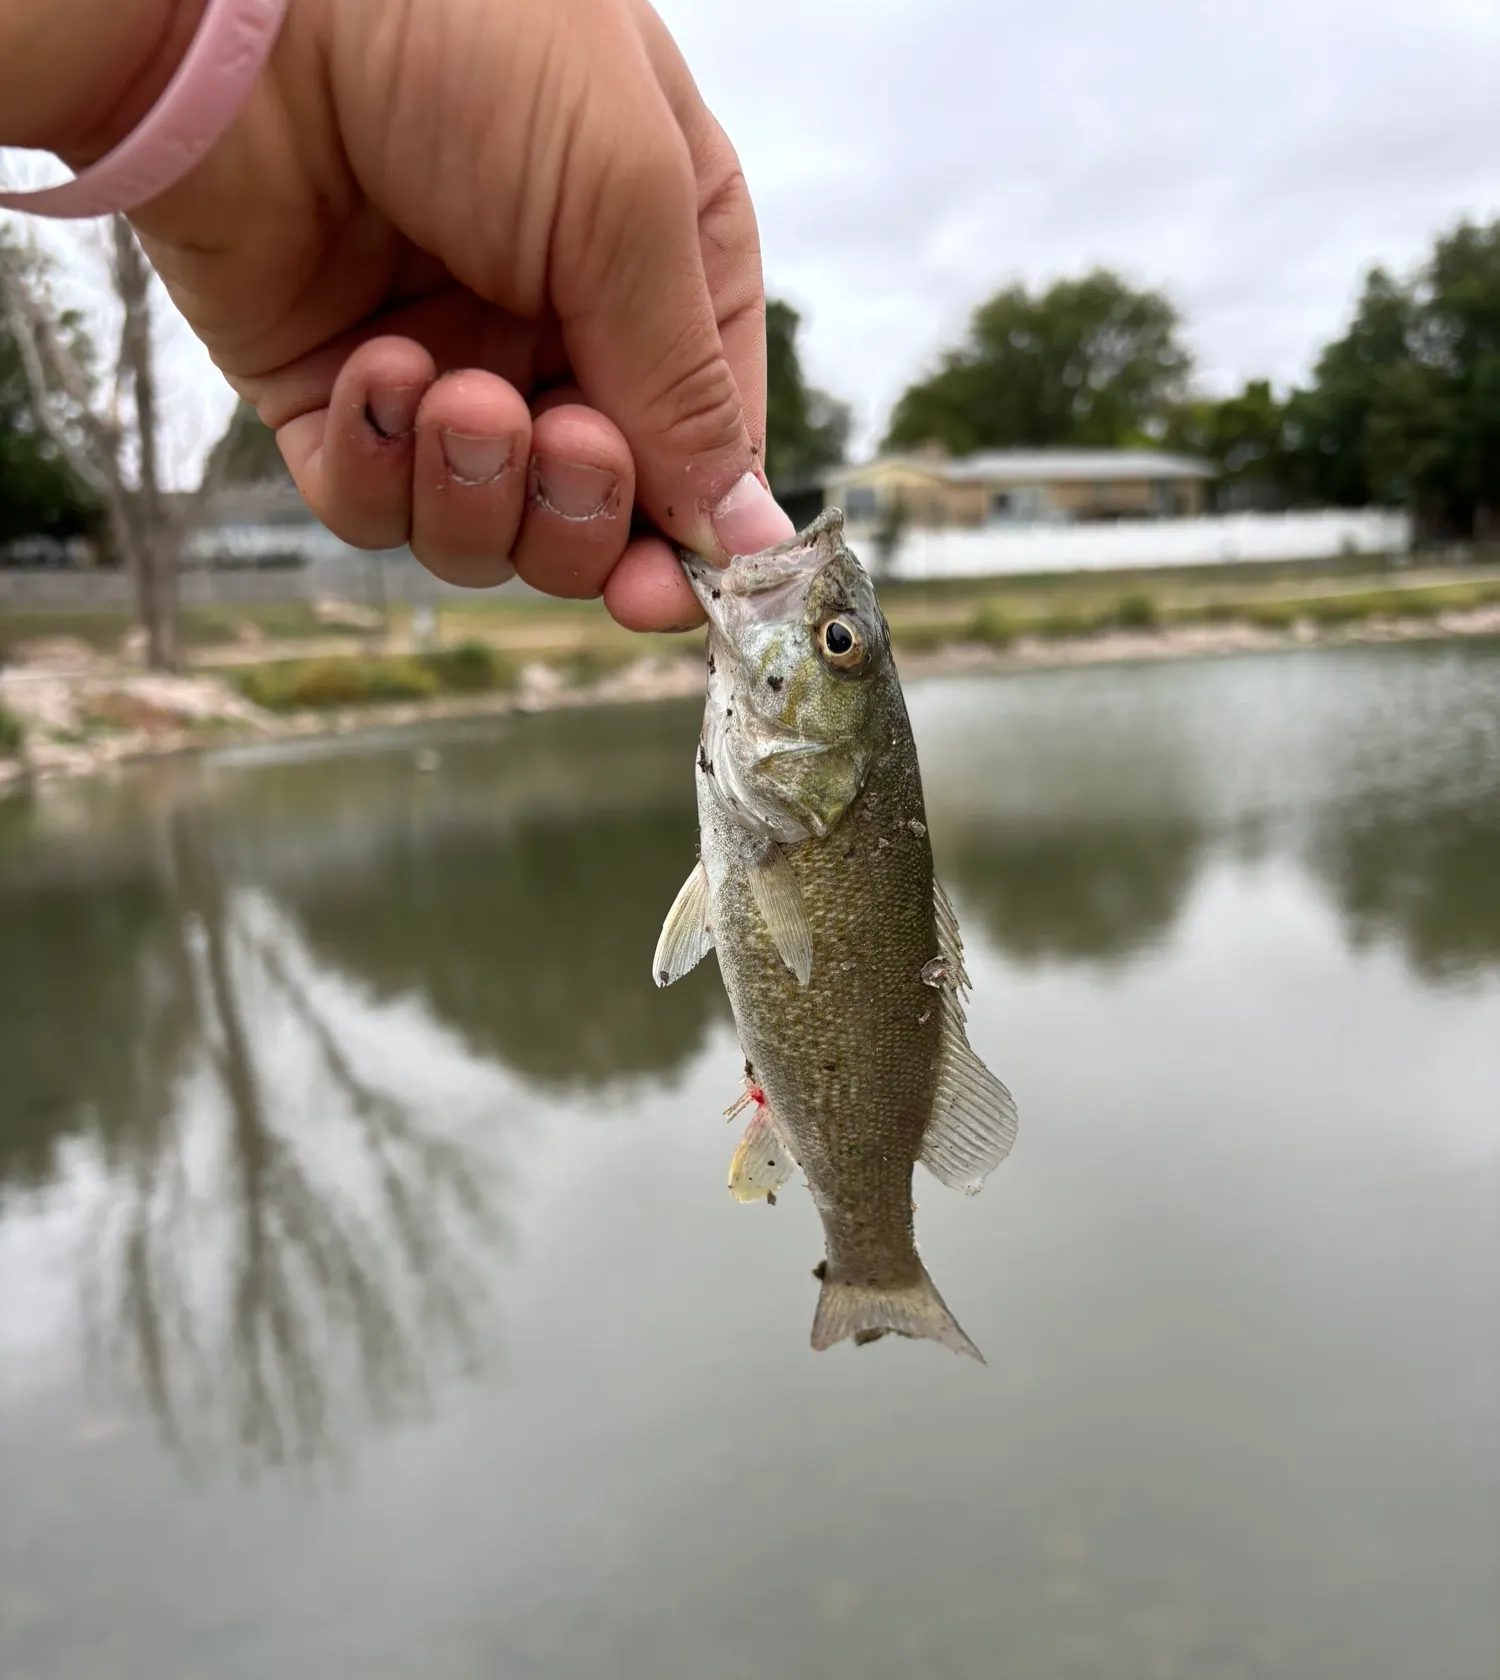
xmin=643 ymin=340 xmax=744 ymax=458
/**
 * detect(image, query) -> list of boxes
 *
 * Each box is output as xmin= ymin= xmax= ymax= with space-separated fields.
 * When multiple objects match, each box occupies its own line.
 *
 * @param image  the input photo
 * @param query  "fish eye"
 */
xmin=818 ymin=616 xmax=864 ymax=670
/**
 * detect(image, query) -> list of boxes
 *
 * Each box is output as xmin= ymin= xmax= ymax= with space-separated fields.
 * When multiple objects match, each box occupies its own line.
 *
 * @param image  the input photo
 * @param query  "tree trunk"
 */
xmin=114 ymin=220 xmax=181 ymax=672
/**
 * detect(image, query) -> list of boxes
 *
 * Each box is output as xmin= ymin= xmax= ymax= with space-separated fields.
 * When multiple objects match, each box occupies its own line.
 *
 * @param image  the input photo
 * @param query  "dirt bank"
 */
xmin=3 ymin=604 xmax=1498 ymax=794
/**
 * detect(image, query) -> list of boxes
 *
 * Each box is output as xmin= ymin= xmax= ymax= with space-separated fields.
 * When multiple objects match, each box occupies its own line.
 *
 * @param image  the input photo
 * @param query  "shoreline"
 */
xmin=3 ymin=605 xmax=1499 ymax=795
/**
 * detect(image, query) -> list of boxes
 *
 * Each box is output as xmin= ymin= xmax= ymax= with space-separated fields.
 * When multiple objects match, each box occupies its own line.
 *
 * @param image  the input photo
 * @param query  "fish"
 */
xmin=652 ymin=508 xmax=1018 ymax=1360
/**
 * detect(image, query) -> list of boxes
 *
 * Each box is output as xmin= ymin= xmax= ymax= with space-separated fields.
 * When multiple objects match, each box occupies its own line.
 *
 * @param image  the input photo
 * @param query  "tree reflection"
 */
xmin=936 ymin=818 xmax=1206 ymax=967
xmin=1309 ymin=793 xmax=1500 ymax=986
xmin=0 ymin=871 xmax=195 ymax=1191
xmin=281 ymin=802 xmax=731 ymax=1093
xmin=2 ymin=797 xmax=510 ymax=1476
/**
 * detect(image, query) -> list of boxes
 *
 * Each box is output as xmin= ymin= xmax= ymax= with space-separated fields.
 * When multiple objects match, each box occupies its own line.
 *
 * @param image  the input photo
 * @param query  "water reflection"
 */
xmin=0 ymin=866 xmax=195 ymax=1191
xmin=922 ymin=645 xmax=1500 ymax=986
xmin=938 ymin=818 xmax=1206 ymax=966
xmin=2 ymin=648 xmax=1499 ymax=1493
xmin=1308 ymin=775 xmax=1500 ymax=987
xmin=0 ymin=649 xmax=1497 ymax=1680
xmin=2 ymin=798 xmax=509 ymax=1476
xmin=285 ymin=807 xmax=730 ymax=1092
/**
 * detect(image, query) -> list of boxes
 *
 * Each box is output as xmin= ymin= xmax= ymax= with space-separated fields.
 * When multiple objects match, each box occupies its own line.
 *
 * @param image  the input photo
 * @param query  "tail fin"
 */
xmin=810 ymin=1260 xmax=984 ymax=1363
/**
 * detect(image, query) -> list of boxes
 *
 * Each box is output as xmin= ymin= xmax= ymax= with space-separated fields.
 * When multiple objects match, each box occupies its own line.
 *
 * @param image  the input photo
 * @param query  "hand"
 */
xmin=90 ymin=0 xmax=797 ymax=628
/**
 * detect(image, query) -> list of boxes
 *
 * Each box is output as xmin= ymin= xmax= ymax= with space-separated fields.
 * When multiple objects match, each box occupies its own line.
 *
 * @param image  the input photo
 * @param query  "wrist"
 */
xmin=0 ymin=0 xmax=207 ymax=161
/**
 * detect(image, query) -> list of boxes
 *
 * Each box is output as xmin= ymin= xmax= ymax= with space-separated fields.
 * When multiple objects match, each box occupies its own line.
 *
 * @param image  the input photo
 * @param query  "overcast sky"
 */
xmin=666 ymin=0 xmax=1499 ymax=453
xmin=7 ymin=0 xmax=1499 ymax=484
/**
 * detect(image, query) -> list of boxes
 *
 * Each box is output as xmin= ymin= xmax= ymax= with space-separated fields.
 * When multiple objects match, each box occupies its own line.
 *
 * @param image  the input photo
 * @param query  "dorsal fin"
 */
xmin=919 ymin=878 xmax=1018 ymax=1194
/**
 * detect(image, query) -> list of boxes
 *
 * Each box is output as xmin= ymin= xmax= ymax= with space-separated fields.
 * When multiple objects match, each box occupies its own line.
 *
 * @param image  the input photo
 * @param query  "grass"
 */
xmin=884 ymin=572 xmax=1500 ymax=656
xmin=179 ymin=603 xmax=368 ymax=646
xmin=559 ymin=645 xmax=646 ymax=687
xmin=0 ymin=601 xmax=366 ymax=663
xmin=233 ymin=641 xmax=517 ymax=712
xmin=0 ymin=705 xmax=23 ymax=758
xmin=6 ymin=563 xmax=1498 ymax=716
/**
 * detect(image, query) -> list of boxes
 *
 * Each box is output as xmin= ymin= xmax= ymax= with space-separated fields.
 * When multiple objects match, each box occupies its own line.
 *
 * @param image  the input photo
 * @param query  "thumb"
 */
xmin=554 ymin=118 xmax=793 ymax=562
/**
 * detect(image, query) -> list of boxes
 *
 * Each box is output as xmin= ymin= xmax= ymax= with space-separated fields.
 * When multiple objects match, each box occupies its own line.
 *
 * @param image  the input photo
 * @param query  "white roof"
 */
xmin=947 ymin=449 xmax=1214 ymax=482
xmin=833 ymin=449 xmax=1215 ymax=486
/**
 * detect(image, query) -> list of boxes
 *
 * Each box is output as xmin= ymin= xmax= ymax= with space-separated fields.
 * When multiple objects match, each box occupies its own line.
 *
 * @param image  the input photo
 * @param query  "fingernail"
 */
xmin=440 ymin=432 xmax=513 ymax=486
xmin=530 ymin=457 xmax=619 ymax=521
xmin=365 ymin=386 xmax=421 ymax=441
xmin=710 ymin=472 xmax=796 ymax=558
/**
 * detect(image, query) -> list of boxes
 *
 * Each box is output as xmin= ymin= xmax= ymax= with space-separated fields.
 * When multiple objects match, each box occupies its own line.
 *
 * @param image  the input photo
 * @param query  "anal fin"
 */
xmin=728 ymin=1106 xmax=798 ymax=1205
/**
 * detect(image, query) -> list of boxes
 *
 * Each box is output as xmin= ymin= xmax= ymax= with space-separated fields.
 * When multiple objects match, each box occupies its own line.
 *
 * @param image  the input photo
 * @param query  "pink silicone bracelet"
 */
xmin=0 ymin=0 xmax=291 ymax=219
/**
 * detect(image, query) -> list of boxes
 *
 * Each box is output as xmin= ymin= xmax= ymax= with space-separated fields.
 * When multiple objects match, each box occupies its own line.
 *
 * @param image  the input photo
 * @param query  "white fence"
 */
xmin=874 ymin=509 xmax=1413 ymax=581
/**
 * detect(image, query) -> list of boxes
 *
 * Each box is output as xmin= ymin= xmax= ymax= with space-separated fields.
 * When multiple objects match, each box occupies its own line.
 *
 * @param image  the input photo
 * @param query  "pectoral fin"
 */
xmin=747 ymin=848 xmax=813 ymax=986
xmin=652 ymin=860 xmax=713 ymax=987
xmin=918 ymin=878 xmax=1019 ymax=1194
xmin=728 ymin=1107 xmax=799 ymax=1205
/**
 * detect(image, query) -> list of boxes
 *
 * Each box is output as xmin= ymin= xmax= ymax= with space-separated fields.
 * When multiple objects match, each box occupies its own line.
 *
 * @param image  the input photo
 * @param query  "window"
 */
xmin=843 ymin=485 xmax=879 ymax=523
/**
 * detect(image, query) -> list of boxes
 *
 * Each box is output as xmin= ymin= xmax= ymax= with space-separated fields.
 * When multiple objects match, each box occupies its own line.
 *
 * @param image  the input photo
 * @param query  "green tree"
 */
xmin=1164 ymin=378 xmax=1292 ymax=502
xmin=763 ymin=299 xmax=851 ymax=489
xmin=1279 ymin=266 xmax=1417 ymax=510
xmin=1277 ymin=222 xmax=1500 ymax=536
xmin=201 ymin=396 xmax=291 ymax=487
xmin=884 ymin=269 xmax=1192 ymax=454
xmin=0 ymin=233 xmax=98 ymax=547
xmin=1 ymin=220 xmax=184 ymax=665
xmin=1404 ymin=219 xmax=1500 ymax=535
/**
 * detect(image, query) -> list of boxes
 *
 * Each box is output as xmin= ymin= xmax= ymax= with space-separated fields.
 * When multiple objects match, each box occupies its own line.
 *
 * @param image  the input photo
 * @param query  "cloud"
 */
xmin=659 ymin=0 xmax=1500 ymax=450
xmin=10 ymin=0 xmax=1498 ymax=482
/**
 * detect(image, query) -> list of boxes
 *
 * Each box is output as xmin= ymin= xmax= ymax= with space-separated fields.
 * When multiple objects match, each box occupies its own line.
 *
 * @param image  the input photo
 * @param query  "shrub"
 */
xmin=892 ymin=620 xmax=961 ymax=654
xmin=420 ymin=641 xmax=515 ymax=693
xmin=237 ymin=656 xmax=439 ymax=712
xmin=1244 ymin=601 xmax=1299 ymax=631
xmin=561 ymin=645 xmax=639 ymax=686
xmin=0 ymin=705 xmax=23 ymax=758
xmin=1303 ymin=595 xmax=1369 ymax=626
xmin=235 ymin=643 xmax=519 ymax=712
xmin=1036 ymin=608 xmax=1106 ymax=640
xmin=1112 ymin=592 xmax=1160 ymax=631
xmin=966 ymin=604 xmax=1019 ymax=648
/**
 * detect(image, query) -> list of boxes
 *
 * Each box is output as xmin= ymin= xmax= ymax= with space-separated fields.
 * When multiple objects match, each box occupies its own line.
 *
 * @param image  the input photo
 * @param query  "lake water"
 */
xmin=1 ymin=642 xmax=1497 ymax=1680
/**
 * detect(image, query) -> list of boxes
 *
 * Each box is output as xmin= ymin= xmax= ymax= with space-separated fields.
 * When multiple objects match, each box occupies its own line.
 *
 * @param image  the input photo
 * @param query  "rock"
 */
xmin=410 ymin=605 xmax=438 ymax=649
xmin=113 ymin=674 xmax=272 ymax=729
xmin=1439 ymin=604 xmax=1500 ymax=636
xmin=312 ymin=594 xmax=383 ymax=631
xmin=415 ymin=748 xmax=441 ymax=773
xmin=25 ymin=740 xmax=103 ymax=779
xmin=516 ymin=661 xmax=568 ymax=712
xmin=0 ymin=670 xmax=80 ymax=736
xmin=7 ymin=635 xmax=100 ymax=672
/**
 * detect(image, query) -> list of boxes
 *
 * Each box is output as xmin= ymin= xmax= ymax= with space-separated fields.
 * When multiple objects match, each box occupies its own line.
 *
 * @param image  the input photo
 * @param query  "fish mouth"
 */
xmin=680 ymin=508 xmax=846 ymax=626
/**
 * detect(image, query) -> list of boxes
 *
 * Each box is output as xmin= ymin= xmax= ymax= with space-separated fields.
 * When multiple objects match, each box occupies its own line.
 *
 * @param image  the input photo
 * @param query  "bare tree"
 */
xmin=0 ymin=214 xmax=190 ymax=670
xmin=79 ymin=799 xmax=508 ymax=1476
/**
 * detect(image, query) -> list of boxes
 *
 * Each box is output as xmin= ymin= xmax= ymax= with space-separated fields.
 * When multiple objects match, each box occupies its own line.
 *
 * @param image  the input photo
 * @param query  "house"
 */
xmin=823 ymin=446 xmax=1216 ymax=539
xmin=173 ymin=481 xmax=330 ymax=569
